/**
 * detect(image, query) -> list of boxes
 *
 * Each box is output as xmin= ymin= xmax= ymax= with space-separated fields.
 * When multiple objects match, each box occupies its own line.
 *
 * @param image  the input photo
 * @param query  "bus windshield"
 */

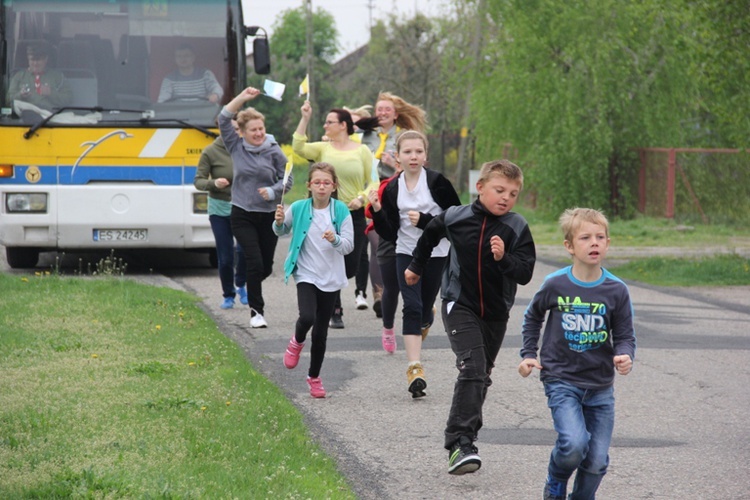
xmin=2 ymin=0 xmax=237 ymax=127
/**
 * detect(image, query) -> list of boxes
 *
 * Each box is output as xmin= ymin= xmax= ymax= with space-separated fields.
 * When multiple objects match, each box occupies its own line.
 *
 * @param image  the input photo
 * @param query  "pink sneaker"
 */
xmin=284 ymin=337 xmax=304 ymax=369
xmin=382 ymin=328 xmax=396 ymax=354
xmin=307 ymin=376 xmax=326 ymax=398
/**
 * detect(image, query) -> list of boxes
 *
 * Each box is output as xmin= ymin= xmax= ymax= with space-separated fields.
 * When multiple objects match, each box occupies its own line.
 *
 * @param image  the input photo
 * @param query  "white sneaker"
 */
xmin=355 ymin=292 xmax=368 ymax=310
xmin=249 ymin=309 xmax=268 ymax=328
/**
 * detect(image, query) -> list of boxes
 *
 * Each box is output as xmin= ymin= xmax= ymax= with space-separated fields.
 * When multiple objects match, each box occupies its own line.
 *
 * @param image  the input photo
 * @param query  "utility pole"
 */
xmin=305 ymin=0 xmax=316 ymax=139
xmin=455 ymin=0 xmax=485 ymax=193
xmin=365 ymin=0 xmax=375 ymax=33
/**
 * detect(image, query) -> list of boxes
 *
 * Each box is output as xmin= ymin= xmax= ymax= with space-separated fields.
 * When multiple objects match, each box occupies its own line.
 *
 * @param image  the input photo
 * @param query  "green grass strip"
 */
xmin=0 ymin=273 xmax=354 ymax=498
xmin=608 ymin=254 xmax=750 ymax=287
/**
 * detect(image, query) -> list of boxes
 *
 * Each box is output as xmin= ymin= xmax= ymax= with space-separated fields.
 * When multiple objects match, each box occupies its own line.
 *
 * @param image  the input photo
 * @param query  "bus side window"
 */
xmin=74 ymin=35 xmax=118 ymax=108
xmin=115 ymin=35 xmax=149 ymax=100
xmin=58 ymin=40 xmax=95 ymax=71
xmin=61 ymin=69 xmax=98 ymax=108
xmin=58 ymin=40 xmax=98 ymax=107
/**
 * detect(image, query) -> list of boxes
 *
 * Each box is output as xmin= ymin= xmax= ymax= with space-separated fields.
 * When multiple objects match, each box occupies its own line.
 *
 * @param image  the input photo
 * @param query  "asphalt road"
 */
xmin=3 ymin=241 xmax=749 ymax=499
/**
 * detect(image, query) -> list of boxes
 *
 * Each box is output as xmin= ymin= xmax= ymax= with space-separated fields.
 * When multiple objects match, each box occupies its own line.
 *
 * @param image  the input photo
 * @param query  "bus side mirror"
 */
xmin=253 ymin=36 xmax=270 ymax=75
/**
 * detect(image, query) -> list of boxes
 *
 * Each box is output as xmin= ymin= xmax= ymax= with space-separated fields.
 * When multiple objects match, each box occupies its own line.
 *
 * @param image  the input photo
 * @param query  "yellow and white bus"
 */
xmin=0 ymin=0 xmax=270 ymax=268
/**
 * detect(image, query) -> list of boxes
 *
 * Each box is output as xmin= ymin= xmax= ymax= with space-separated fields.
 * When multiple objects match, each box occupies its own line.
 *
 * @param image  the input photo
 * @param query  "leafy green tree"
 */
xmin=250 ymin=6 xmax=338 ymax=144
xmin=473 ymin=0 xmax=702 ymax=217
xmin=331 ymin=12 xmax=479 ymax=183
xmin=693 ymin=0 xmax=750 ymax=147
xmin=336 ymin=13 xmax=467 ymax=134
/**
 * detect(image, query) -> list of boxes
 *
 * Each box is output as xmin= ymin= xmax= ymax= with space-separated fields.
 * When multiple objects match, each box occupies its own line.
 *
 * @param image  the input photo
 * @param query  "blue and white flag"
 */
xmin=263 ymin=79 xmax=286 ymax=101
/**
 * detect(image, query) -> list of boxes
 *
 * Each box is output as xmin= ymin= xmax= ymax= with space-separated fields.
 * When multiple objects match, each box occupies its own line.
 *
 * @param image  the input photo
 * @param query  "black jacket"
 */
xmin=370 ymin=168 xmax=461 ymax=243
xmin=408 ymin=200 xmax=536 ymax=321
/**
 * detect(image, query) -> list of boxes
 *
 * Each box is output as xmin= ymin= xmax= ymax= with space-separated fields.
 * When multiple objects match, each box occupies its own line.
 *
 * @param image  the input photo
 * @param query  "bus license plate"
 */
xmin=93 ymin=229 xmax=148 ymax=241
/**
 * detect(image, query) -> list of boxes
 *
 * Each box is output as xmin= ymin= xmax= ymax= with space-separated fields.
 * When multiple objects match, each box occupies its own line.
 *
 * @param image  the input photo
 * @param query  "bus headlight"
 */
xmin=193 ymin=193 xmax=208 ymax=214
xmin=6 ymin=193 xmax=48 ymax=213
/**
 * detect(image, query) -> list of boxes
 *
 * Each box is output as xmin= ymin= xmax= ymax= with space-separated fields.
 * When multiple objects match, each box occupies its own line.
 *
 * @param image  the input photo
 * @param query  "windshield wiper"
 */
xmin=137 ymin=117 xmax=218 ymax=139
xmin=23 ymin=108 xmax=218 ymax=139
xmin=23 ymin=106 xmax=147 ymax=139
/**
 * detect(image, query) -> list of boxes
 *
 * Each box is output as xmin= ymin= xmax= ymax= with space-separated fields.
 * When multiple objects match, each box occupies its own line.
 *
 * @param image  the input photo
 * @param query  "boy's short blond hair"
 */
xmin=477 ymin=159 xmax=524 ymax=189
xmin=559 ymin=208 xmax=610 ymax=242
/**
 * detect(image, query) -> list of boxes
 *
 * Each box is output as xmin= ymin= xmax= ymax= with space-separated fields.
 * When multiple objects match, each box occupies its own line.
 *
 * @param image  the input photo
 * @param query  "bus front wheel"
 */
xmin=6 ymin=247 xmax=40 ymax=269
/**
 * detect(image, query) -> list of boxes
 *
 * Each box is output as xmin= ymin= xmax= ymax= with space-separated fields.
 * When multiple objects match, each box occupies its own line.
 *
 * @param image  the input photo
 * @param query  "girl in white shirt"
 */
xmin=370 ymin=131 xmax=461 ymax=398
xmin=273 ymin=163 xmax=354 ymax=398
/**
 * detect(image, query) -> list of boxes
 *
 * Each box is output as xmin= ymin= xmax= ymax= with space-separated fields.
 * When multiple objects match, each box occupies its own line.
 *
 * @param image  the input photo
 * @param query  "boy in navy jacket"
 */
xmin=518 ymin=207 xmax=636 ymax=499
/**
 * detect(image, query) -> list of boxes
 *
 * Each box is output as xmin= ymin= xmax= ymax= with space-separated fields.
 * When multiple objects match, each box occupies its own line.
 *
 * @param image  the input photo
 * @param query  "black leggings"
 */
xmin=334 ymin=208 xmax=367 ymax=311
xmin=230 ymin=207 xmax=277 ymax=315
xmin=295 ymin=282 xmax=338 ymax=378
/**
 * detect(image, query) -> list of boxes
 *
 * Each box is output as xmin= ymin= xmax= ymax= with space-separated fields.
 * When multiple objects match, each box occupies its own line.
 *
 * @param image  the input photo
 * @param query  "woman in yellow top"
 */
xmin=293 ymin=101 xmax=375 ymax=328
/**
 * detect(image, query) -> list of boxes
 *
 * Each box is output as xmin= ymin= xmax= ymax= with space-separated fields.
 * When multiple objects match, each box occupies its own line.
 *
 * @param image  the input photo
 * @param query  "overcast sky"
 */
xmin=243 ymin=0 xmax=441 ymax=60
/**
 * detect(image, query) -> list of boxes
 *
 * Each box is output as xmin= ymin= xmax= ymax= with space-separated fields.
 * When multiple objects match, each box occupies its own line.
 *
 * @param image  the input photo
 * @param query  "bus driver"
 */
xmin=7 ymin=42 xmax=73 ymax=111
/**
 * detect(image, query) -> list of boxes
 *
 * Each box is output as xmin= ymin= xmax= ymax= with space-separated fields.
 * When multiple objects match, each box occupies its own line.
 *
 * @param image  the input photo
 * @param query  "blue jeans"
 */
xmin=209 ymin=214 xmax=246 ymax=298
xmin=544 ymin=378 xmax=615 ymax=500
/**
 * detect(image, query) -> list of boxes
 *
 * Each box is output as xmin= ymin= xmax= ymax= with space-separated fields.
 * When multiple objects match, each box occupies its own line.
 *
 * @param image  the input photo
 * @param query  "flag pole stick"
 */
xmin=279 ymin=160 xmax=293 ymax=208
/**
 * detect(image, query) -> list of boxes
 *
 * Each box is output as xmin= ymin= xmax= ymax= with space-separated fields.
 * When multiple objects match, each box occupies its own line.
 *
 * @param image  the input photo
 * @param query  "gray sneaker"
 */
xmin=329 ymin=308 xmax=344 ymax=329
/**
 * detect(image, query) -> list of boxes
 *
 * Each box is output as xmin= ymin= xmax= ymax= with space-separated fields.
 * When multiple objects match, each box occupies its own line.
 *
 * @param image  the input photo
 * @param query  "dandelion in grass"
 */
xmin=21 ymin=277 xmax=28 ymax=282
xmin=201 ymin=406 xmax=207 ymax=411
xmin=91 ymin=354 xmax=98 ymax=358
xmin=155 ymin=325 xmax=161 ymax=331
xmin=35 ymin=271 xmax=41 ymax=276
xmin=226 ymin=401 xmax=231 ymax=406
xmin=188 ymin=361 xmax=196 ymax=366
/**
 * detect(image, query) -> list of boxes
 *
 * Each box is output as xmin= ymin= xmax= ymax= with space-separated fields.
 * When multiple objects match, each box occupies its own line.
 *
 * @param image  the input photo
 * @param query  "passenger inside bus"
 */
xmin=6 ymin=42 xmax=73 ymax=110
xmin=157 ymin=43 xmax=223 ymax=103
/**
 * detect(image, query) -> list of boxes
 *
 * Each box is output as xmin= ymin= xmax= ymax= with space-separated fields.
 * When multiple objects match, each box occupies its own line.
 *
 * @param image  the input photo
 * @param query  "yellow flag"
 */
xmin=282 ymin=160 xmax=293 ymax=186
xmin=280 ymin=160 xmax=293 ymax=206
xmin=299 ymin=74 xmax=309 ymax=96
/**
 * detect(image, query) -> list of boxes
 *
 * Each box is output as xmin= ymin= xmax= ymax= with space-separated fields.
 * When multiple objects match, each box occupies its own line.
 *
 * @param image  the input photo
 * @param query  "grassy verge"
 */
xmin=518 ymin=209 xmax=750 ymax=248
xmin=514 ymin=209 xmax=750 ymax=286
xmin=607 ymin=254 xmax=750 ymax=287
xmin=0 ymin=273 xmax=354 ymax=498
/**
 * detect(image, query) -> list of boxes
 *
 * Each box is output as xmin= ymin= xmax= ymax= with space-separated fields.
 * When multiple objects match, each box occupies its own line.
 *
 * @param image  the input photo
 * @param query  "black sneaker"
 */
xmin=329 ymin=308 xmax=344 ymax=329
xmin=447 ymin=436 xmax=481 ymax=475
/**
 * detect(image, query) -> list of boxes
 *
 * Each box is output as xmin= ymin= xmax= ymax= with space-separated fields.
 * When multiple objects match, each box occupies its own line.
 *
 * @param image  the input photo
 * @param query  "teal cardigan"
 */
xmin=274 ymin=197 xmax=351 ymax=283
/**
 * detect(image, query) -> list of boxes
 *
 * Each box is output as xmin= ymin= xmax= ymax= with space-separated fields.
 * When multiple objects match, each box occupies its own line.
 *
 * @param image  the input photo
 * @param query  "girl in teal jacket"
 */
xmin=273 ymin=163 xmax=353 ymax=398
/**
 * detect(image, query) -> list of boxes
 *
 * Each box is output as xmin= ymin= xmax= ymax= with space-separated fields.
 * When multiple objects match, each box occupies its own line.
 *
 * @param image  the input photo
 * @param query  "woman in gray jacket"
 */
xmin=219 ymin=87 xmax=290 ymax=328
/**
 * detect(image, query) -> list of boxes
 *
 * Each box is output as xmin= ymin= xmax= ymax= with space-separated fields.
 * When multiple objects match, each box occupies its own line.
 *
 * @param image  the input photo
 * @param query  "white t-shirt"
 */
xmin=396 ymin=168 xmax=450 ymax=258
xmin=293 ymin=206 xmax=349 ymax=292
